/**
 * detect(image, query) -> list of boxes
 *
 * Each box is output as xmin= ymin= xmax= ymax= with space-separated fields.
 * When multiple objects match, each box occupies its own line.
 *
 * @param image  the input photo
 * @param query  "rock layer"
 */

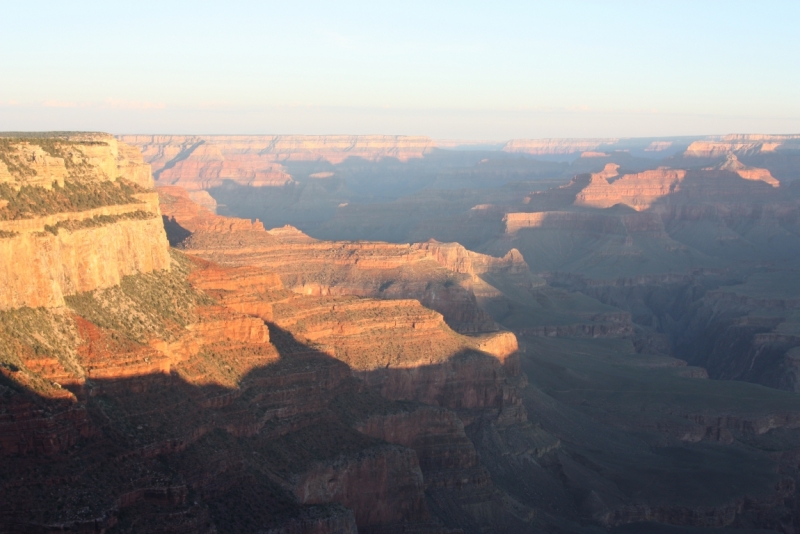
xmin=0 ymin=135 xmax=169 ymax=310
xmin=119 ymin=135 xmax=437 ymax=180
xmin=158 ymin=186 xmax=538 ymax=333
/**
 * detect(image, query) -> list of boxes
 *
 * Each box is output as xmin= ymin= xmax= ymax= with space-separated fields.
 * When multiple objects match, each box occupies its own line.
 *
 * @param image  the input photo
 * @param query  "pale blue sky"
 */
xmin=1 ymin=1 xmax=798 ymax=138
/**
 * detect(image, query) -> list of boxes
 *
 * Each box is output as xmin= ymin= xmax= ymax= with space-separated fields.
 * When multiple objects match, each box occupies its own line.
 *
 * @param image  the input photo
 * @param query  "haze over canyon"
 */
xmin=3 ymin=131 xmax=800 ymax=534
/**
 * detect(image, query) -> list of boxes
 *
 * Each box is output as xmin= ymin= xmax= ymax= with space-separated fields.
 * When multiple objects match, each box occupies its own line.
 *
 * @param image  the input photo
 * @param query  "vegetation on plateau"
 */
xmin=64 ymin=250 xmax=215 ymax=343
xmin=43 ymin=210 xmax=156 ymax=235
xmin=0 ymin=179 xmax=145 ymax=221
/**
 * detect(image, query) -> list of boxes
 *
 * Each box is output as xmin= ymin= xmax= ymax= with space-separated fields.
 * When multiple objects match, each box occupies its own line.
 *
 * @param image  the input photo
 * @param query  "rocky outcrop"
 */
xmin=0 ymin=135 xmax=169 ymax=310
xmin=158 ymin=186 xmax=539 ymax=333
xmin=158 ymin=185 xmax=269 ymax=236
xmin=715 ymin=153 xmax=779 ymax=187
xmin=574 ymin=164 xmax=687 ymax=211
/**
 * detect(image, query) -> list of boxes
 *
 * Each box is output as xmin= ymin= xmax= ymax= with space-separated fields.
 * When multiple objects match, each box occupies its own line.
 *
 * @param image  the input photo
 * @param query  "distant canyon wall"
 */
xmin=502 ymin=134 xmax=800 ymax=159
xmin=118 ymin=135 xmax=437 ymax=191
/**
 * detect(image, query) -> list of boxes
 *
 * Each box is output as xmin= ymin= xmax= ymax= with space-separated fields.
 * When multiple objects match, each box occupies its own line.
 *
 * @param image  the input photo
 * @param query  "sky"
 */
xmin=1 ymin=0 xmax=799 ymax=139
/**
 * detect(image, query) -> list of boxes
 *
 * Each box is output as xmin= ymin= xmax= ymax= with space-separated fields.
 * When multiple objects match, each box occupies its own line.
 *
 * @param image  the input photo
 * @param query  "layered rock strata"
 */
xmin=684 ymin=134 xmax=800 ymax=158
xmin=0 ymin=135 xmax=169 ymax=310
xmin=2 ymin=247 xmax=526 ymax=532
xmin=119 ymin=135 xmax=436 ymax=183
xmin=158 ymin=186 xmax=538 ymax=333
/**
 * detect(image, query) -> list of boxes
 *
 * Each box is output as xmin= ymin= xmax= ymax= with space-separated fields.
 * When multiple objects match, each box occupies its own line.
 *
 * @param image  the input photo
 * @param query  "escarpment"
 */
xmin=1 ymin=135 xmax=535 ymax=533
xmin=158 ymin=185 xmax=539 ymax=333
xmin=1 ymin=245 xmax=528 ymax=533
xmin=0 ymin=134 xmax=169 ymax=310
xmin=6 ymin=132 xmax=800 ymax=533
xmin=573 ymin=164 xmax=688 ymax=211
xmin=119 ymin=135 xmax=436 ymax=188
xmin=684 ymin=134 xmax=800 ymax=158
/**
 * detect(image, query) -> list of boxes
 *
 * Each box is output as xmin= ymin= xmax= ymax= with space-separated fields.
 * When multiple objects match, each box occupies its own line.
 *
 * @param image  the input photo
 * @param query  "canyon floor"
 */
xmin=2 ymin=133 xmax=800 ymax=533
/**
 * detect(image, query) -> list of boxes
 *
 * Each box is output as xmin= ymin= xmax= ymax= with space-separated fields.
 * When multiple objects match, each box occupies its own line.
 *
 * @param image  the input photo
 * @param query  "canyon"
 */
xmin=3 ymin=132 xmax=800 ymax=533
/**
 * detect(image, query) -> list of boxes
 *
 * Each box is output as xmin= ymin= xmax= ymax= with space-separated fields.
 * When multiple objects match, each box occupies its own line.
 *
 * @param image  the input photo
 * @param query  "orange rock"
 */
xmin=574 ymin=164 xmax=687 ymax=211
xmin=684 ymin=134 xmax=800 ymax=158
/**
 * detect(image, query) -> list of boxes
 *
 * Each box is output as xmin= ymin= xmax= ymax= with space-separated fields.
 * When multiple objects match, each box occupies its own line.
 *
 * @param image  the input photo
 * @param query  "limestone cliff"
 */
xmin=119 ymin=135 xmax=436 ymax=185
xmin=0 ymin=134 xmax=169 ymax=310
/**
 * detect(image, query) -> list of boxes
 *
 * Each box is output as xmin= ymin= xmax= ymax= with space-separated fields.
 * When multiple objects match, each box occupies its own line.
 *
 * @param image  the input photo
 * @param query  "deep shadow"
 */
xmin=2 ymin=315 xmax=799 ymax=533
xmin=1 ymin=323 xmax=507 ymax=533
xmin=161 ymin=215 xmax=192 ymax=247
xmin=153 ymin=140 xmax=206 ymax=180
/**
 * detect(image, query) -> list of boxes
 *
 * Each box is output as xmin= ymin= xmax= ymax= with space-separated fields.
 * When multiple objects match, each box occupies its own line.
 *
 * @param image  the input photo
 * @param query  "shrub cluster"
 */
xmin=0 ymin=136 xmax=112 ymax=182
xmin=0 ymin=179 xmax=145 ymax=221
xmin=65 ymin=250 xmax=215 ymax=343
xmin=43 ymin=210 xmax=155 ymax=235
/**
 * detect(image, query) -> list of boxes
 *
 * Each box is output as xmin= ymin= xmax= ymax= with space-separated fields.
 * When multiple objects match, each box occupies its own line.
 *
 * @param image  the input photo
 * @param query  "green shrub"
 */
xmin=43 ymin=210 xmax=155 ymax=235
xmin=0 ymin=179 xmax=145 ymax=221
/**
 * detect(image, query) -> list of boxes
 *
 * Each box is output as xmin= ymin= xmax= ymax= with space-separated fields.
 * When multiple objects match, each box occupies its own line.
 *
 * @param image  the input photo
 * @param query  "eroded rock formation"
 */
xmin=0 ymin=134 xmax=169 ymax=310
xmin=684 ymin=134 xmax=800 ymax=158
xmin=158 ymin=186 xmax=538 ymax=333
xmin=119 ymin=135 xmax=437 ymax=181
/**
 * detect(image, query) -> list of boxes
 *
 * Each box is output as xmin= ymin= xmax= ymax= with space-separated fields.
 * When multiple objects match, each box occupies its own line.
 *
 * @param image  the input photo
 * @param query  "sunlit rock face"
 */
xmin=6 ymin=132 xmax=800 ymax=533
xmin=684 ymin=134 xmax=800 ymax=158
xmin=0 ymin=134 xmax=169 ymax=310
xmin=119 ymin=134 xmax=436 ymax=192
xmin=157 ymin=185 xmax=539 ymax=334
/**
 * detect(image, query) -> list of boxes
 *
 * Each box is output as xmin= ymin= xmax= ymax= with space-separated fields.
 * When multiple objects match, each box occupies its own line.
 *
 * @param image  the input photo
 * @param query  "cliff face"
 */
xmin=0 ymin=216 xmax=170 ymax=309
xmin=1 ymin=133 xmax=153 ymax=190
xmin=158 ymin=186 xmax=539 ymax=333
xmin=0 ymin=134 xmax=169 ymax=310
xmin=155 ymin=142 xmax=294 ymax=191
xmin=684 ymin=134 xmax=800 ymax=158
xmin=3 ymin=244 xmax=523 ymax=532
xmin=188 ymin=257 xmax=523 ymax=410
xmin=573 ymin=164 xmax=687 ymax=211
xmin=119 ymin=135 xmax=436 ymax=180
xmin=715 ymin=153 xmax=779 ymax=187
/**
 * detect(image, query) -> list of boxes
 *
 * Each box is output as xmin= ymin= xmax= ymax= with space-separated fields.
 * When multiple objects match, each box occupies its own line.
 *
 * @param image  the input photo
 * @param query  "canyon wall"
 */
xmin=684 ymin=134 xmax=800 ymax=158
xmin=4 ymin=133 xmax=800 ymax=532
xmin=158 ymin=185 xmax=539 ymax=333
xmin=574 ymin=164 xmax=687 ymax=210
xmin=119 ymin=135 xmax=437 ymax=184
xmin=0 ymin=135 xmax=169 ymax=310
